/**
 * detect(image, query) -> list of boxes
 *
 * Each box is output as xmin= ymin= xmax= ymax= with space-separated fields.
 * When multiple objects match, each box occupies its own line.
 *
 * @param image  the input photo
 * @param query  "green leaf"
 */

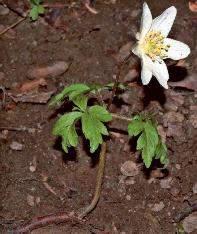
xmin=53 ymin=111 xmax=82 ymax=153
xmin=155 ymin=141 xmax=168 ymax=165
xmin=89 ymin=105 xmax=112 ymax=122
xmin=67 ymin=125 xmax=78 ymax=147
xmin=128 ymin=119 xmax=144 ymax=137
xmin=81 ymin=106 xmax=111 ymax=153
xmin=72 ymin=94 xmax=88 ymax=111
xmin=29 ymin=6 xmax=39 ymax=21
xmin=129 ymin=116 xmax=162 ymax=168
xmin=53 ymin=111 xmax=82 ymax=135
xmin=37 ymin=5 xmax=45 ymax=14
xmin=136 ymin=132 xmax=146 ymax=150
xmin=49 ymin=83 xmax=90 ymax=106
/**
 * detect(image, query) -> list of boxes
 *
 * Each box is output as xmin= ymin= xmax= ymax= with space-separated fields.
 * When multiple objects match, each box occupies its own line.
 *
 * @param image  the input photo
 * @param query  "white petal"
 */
xmin=164 ymin=38 xmax=191 ymax=60
xmin=132 ymin=43 xmax=142 ymax=58
xmin=151 ymin=6 xmax=177 ymax=37
xmin=139 ymin=2 xmax=152 ymax=41
xmin=152 ymin=60 xmax=169 ymax=89
xmin=141 ymin=55 xmax=153 ymax=85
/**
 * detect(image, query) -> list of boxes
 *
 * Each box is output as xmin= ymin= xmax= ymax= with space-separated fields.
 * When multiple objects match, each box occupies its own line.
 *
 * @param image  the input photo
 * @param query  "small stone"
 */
xmin=126 ymin=195 xmax=131 ymax=201
xmin=175 ymin=164 xmax=181 ymax=170
xmin=160 ymin=177 xmax=172 ymax=189
xmin=192 ymin=183 xmax=197 ymax=194
xmin=120 ymin=161 xmax=139 ymax=177
xmin=183 ymin=212 xmax=197 ymax=233
xmin=10 ymin=141 xmax=23 ymax=151
xmin=150 ymin=201 xmax=165 ymax=212
xmin=27 ymin=194 xmax=35 ymax=207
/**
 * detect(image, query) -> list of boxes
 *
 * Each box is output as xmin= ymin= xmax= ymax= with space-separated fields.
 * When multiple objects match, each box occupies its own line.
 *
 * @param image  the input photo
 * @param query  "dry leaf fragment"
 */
xmin=19 ymin=78 xmax=47 ymax=93
xmin=11 ymin=91 xmax=55 ymax=104
xmin=27 ymin=61 xmax=69 ymax=79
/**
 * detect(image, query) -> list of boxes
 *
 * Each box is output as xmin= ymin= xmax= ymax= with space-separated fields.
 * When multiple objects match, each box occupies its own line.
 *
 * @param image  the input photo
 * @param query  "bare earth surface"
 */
xmin=0 ymin=0 xmax=197 ymax=233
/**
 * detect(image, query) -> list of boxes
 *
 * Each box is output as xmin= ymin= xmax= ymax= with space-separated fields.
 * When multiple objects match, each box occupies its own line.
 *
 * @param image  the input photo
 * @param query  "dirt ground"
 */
xmin=0 ymin=0 xmax=197 ymax=233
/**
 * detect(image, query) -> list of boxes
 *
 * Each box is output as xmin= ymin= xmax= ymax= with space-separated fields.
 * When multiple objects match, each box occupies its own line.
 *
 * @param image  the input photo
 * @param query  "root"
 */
xmin=13 ymin=212 xmax=81 ymax=234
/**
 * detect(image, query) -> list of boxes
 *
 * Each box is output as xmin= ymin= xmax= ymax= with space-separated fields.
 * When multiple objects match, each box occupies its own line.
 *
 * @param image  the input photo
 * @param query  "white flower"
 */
xmin=132 ymin=2 xmax=190 ymax=89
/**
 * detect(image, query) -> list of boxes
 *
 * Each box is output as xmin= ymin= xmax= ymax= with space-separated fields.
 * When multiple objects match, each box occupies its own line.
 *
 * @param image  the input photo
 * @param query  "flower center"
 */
xmin=141 ymin=31 xmax=170 ymax=61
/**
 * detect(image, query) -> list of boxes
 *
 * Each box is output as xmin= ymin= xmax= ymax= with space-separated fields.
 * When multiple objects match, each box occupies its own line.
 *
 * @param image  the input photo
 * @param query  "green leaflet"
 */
xmin=128 ymin=117 xmax=144 ymax=137
xmin=49 ymin=83 xmax=90 ymax=108
xmin=52 ymin=111 xmax=82 ymax=152
xmin=52 ymin=104 xmax=111 ymax=154
xmin=128 ymin=115 xmax=168 ymax=168
xmin=89 ymin=105 xmax=112 ymax=122
xmin=29 ymin=0 xmax=45 ymax=21
xmin=155 ymin=141 xmax=168 ymax=165
xmin=81 ymin=106 xmax=111 ymax=153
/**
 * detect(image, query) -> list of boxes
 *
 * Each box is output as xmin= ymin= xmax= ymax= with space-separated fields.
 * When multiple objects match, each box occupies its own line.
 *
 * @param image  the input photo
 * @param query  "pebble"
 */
xmin=150 ymin=201 xmax=165 ymax=212
xmin=175 ymin=164 xmax=181 ymax=170
xmin=126 ymin=194 xmax=131 ymax=201
xmin=10 ymin=141 xmax=23 ymax=151
xmin=120 ymin=161 xmax=139 ymax=177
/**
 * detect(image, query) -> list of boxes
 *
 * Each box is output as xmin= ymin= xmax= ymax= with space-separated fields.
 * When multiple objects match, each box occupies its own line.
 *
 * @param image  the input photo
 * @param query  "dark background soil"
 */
xmin=0 ymin=0 xmax=197 ymax=233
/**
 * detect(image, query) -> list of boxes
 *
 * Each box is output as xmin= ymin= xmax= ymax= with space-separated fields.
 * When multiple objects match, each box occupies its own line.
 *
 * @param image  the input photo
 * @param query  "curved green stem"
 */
xmin=78 ymin=142 xmax=107 ymax=219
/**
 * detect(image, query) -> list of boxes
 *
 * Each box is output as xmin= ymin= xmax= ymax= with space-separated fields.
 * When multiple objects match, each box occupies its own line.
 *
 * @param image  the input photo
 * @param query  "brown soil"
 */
xmin=0 ymin=0 xmax=196 ymax=233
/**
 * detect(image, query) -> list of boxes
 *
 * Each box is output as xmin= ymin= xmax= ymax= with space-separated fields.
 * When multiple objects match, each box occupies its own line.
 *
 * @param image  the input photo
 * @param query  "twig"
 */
xmin=0 ymin=17 xmax=26 ymax=37
xmin=107 ymin=51 xmax=133 ymax=109
xmin=0 ymin=126 xmax=33 ymax=132
xmin=173 ymin=203 xmax=197 ymax=223
xmin=13 ymin=212 xmax=81 ymax=234
xmin=78 ymin=142 xmax=107 ymax=219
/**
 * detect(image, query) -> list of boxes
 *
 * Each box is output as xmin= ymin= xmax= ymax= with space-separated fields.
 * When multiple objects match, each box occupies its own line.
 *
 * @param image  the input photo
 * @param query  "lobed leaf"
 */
xmin=128 ymin=115 xmax=168 ymax=168
xmin=52 ymin=111 xmax=82 ymax=135
xmin=49 ymin=83 xmax=90 ymax=107
xmin=89 ymin=105 xmax=112 ymax=122
xmin=81 ymin=106 xmax=111 ymax=153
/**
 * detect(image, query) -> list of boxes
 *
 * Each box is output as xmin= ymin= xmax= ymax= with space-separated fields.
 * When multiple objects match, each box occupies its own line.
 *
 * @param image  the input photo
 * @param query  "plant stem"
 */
xmin=111 ymin=113 xmax=132 ymax=122
xmin=107 ymin=51 xmax=133 ymax=109
xmin=78 ymin=142 xmax=107 ymax=219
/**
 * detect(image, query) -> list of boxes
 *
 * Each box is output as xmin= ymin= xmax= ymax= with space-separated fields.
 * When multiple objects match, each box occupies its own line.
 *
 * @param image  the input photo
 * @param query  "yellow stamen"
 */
xmin=141 ymin=31 xmax=170 ymax=61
